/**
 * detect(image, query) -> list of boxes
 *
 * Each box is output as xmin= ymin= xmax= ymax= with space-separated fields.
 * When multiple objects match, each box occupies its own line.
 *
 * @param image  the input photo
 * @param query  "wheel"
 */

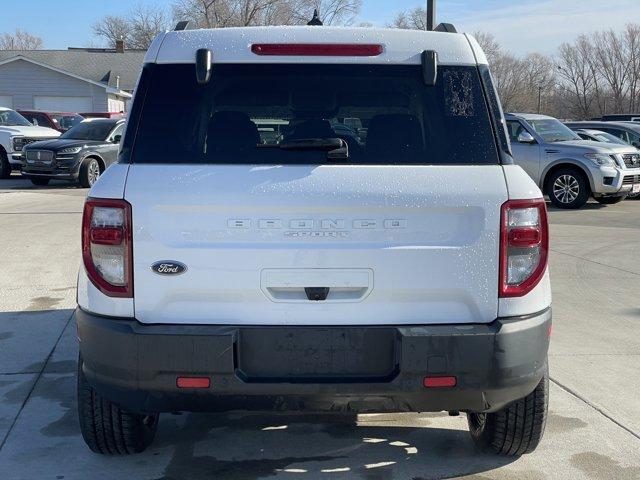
xmin=467 ymin=366 xmax=549 ymax=456
xmin=79 ymin=158 xmax=101 ymax=188
xmin=595 ymin=196 xmax=625 ymax=205
xmin=77 ymin=355 xmax=159 ymax=455
xmin=0 ymin=150 xmax=11 ymax=179
xmin=30 ymin=178 xmax=50 ymax=186
xmin=545 ymin=168 xmax=590 ymax=209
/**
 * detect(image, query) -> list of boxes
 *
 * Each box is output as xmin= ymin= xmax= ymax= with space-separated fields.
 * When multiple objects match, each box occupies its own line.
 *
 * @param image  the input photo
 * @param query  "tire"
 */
xmin=77 ymin=355 xmax=159 ymax=455
xmin=545 ymin=168 xmax=590 ymax=209
xmin=30 ymin=178 xmax=50 ymax=186
xmin=0 ymin=150 xmax=11 ymax=179
xmin=595 ymin=196 xmax=625 ymax=205
xmin=79 ymin=157 xmax=101 ymax=188
xmin=467 ymin=366 xmax=549 ymax=456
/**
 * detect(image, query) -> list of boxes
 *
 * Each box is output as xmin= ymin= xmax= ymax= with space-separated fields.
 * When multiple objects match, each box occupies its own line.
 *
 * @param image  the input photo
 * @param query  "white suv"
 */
xmin=76 ymin=26 xmax=552 ymax=456
xmin=0 ymin=107 xmax=60 ymax=178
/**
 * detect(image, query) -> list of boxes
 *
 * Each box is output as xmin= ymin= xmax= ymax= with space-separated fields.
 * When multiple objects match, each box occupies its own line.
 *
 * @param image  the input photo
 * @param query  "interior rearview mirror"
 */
xmin=518 ymin=131 xmax=536 ymax=144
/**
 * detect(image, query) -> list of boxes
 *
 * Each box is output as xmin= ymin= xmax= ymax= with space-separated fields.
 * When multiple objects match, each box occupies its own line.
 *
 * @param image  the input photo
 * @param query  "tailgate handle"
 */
xmin=261 ymin=268 xmax=373 ymax=303
xmin=304 ymin=287 xmax=330 ymax=301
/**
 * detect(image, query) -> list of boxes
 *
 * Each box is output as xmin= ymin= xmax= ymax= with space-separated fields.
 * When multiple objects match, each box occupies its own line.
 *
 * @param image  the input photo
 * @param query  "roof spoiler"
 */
xmin=174 ymin=20 xmax=190 ymax=31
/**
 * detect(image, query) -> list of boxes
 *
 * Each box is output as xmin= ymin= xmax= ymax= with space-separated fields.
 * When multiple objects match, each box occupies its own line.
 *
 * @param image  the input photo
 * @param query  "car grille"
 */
xmin=25 ymin=150 xmax=54 ymax=164
xmin=622 ymin=153 xmax=640 ymax=168
xmin=13 ymin=137 xmax=48 ymax=151
xmin=622 ymin=175 xmax=640 ymax=185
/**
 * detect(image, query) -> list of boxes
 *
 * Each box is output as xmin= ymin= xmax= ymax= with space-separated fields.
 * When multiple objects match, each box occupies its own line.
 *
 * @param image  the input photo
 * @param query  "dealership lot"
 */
xmin=0 ymin=175 xmax=639 ymax=479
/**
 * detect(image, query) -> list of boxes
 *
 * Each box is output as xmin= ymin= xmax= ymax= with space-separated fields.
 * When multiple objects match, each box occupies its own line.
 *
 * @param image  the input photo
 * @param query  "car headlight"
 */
xmin=12 ymin=136 xmax=25 ymax=151
xmin=58 ymin=146 xmax=82 ymax=155
xmin=584 ymin=153 xmax=618 ymax=167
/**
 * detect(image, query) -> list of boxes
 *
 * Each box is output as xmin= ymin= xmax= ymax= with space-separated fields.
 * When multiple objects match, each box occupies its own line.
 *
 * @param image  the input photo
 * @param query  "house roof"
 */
xmin=0 ymin=49 xmax=145 ymax=91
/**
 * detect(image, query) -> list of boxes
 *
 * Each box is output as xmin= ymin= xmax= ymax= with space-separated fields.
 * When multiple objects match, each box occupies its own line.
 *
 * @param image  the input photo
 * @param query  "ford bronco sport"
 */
xmin=76 ymin=25 xmax=552 ymax=456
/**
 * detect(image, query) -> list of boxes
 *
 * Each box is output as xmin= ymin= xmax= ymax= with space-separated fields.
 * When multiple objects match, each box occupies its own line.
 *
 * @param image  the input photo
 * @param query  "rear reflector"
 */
xmin=251 ymin=43 xmax=384 ymax=57
xmin=176 ymin=377 xmax=210 ymax=389
xmin=423 ymin=376 xmax=457 ymax=388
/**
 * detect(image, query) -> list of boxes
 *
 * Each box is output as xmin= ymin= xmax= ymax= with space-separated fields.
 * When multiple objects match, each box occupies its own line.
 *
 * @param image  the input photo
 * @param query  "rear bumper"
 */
xmin=76 ymin=308 xmax=551 ymax=415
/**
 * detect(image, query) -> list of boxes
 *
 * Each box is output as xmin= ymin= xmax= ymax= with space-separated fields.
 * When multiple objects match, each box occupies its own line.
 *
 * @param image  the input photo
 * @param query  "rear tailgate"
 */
xmin=126 ymin=164 xmax=507 ymax=325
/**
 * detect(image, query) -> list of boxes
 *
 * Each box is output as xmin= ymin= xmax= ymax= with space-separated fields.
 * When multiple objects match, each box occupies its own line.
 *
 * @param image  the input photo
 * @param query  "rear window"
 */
xmin=128 ymin=63 xmax=498 ymax=165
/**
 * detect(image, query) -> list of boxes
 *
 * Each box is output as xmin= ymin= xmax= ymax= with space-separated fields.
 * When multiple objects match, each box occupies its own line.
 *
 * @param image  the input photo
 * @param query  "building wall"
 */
xmin=0 ymin=59 xmax=108 ymax=111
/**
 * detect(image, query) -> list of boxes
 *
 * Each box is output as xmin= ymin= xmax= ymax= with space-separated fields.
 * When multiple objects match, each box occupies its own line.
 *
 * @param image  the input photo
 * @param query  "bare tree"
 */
xmin=130 ymin=5 xmax=170 ymax=49
xmin=172 ymin=0 xmax=360 ymax=27
xmin=557 ymin=36 xmax=598 ymax=119
xmin=473 ymin=31 xmax=501 ymax=62
xmin=388 ymin=7 xmax=426 ymax=30
xmin=623 ymin=24 xmax=640 ymax=112
xmin=593 ymin=29 xmax=630 ymax=113
xmin=92 ymin=15 xmax=132 ymax=47
xmin=0 ymin=29 xmax=43 ymax=50
xmin=93 ymin=5 xmax=169 ymax=49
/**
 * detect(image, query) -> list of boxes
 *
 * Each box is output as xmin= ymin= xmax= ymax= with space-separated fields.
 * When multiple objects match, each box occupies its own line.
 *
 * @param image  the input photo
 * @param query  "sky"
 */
xmin=0 ymin=0 xmax=637 ymax=54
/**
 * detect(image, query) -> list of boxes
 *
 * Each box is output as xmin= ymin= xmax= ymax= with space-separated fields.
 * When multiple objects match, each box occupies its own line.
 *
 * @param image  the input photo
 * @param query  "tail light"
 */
xmin=499 ymin=198 xmax=548 ymax=298
xmin=82 ymin=198 xmax=133 ymax=298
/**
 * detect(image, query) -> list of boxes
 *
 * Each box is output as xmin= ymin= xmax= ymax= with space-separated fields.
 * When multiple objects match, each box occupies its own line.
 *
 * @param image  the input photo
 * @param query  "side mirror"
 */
xmin=632 ymin=140 xmax=640 ymax=149
xmin=518 ymin=131 xmax=536 ymax=144
xmin=112 ymin=134 xmax=122 ymax=144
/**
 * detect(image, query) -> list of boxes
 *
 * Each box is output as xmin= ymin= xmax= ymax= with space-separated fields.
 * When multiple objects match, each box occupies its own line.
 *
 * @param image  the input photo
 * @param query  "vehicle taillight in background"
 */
xmin=499 ymin=198 xmax=549 ymax=298
xmin=82 ymin=198 xmax=133 ymax=297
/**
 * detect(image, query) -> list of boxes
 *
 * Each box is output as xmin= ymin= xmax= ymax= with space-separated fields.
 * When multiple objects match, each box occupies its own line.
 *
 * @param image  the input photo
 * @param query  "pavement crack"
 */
xmin=0 ymin=309 xmax=75 ymax=452
xmin=550 ymin=376 xmax=640 ymax=442
xmin=550 ymin=248 xmax=640 ymax=277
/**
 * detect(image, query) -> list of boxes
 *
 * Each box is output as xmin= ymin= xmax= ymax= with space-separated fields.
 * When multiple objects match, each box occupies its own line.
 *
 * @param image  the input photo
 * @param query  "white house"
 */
xmin=0 ymin=42 xmax=144 ymax=113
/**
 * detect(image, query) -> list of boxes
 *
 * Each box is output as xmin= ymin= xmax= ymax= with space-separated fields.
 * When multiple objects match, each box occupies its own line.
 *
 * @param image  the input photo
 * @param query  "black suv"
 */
xmin=21 ymin=118 xmax=125 ymax=187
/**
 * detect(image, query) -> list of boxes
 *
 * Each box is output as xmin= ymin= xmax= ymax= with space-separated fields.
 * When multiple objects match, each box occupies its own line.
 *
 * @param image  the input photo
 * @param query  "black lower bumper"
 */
xmin=76 ymin=308 xmax=551 ymax=415
xmin=20 ymin=170 xmax=78 ymax=181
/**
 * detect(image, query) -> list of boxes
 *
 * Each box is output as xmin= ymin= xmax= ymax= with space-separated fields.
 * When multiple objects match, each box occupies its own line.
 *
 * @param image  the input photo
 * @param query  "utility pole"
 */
xmin=427 ymin=0 xmax=436 ymax=30
xmin=537 ymin=85 xmax=542 ymax=114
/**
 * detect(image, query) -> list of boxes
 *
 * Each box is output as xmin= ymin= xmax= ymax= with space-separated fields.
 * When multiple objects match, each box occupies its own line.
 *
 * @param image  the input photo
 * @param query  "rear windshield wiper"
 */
xmin=260 ymin=138 xmax=349 ymax=159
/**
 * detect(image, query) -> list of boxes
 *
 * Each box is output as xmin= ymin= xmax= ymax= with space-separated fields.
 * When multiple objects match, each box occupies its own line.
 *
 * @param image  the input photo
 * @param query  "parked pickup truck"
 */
xmin=0 ymin=107 xmax=60 ymax=178
xmin=76 ymin=25 xmax=552 ymax=456
xmin=507 ymin=113 xmax=640 ymax=208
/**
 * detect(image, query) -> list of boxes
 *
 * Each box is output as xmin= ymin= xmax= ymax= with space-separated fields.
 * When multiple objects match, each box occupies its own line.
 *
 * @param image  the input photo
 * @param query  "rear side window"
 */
xmin=128 ymin=63 xmax=499 ymax=165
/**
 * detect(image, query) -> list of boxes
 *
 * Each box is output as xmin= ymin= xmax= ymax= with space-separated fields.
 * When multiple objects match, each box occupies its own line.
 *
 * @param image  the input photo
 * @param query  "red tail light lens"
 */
xmin=499 ymin=199 xmax=549 ymax=298
xmin=251 ymin=43 xmax=384 ymax=57
xmin=82 ymin=198 xmax=133 ymax=298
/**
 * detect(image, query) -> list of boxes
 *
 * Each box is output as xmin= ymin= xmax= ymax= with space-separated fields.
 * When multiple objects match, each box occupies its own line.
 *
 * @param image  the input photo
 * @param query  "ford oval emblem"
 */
xmin=151 ymin=261 xmax=187 ymax=276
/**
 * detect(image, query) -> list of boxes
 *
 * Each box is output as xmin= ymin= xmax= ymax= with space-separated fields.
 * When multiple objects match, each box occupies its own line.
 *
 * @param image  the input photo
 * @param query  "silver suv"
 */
xmin=506 ymin=113 xmax=640 ymax=208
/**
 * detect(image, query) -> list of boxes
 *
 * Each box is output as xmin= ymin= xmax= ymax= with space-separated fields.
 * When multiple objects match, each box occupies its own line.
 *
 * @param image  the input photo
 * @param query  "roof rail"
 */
xmin=174 ymin=21 xmax=190 ymax=31
xmin=435 ymin=23 xmax=457 ymax=33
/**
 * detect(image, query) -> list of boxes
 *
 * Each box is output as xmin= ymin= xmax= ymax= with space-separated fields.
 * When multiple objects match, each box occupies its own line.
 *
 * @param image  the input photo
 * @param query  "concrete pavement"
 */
xmin=0 ymin=175 xmax=639 ymax=479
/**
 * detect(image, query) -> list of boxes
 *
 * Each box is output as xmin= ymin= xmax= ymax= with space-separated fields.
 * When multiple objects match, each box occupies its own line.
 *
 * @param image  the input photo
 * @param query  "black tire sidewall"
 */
xmin=0 ymin=151 xmax=11 ymax=179
xmin=546 ymin=168 xmax=590 ymax=209
xmin=77 ymin=355 xmax=159 ymax=454
xmin=595 ymin=196 xmax=625 ymax=205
